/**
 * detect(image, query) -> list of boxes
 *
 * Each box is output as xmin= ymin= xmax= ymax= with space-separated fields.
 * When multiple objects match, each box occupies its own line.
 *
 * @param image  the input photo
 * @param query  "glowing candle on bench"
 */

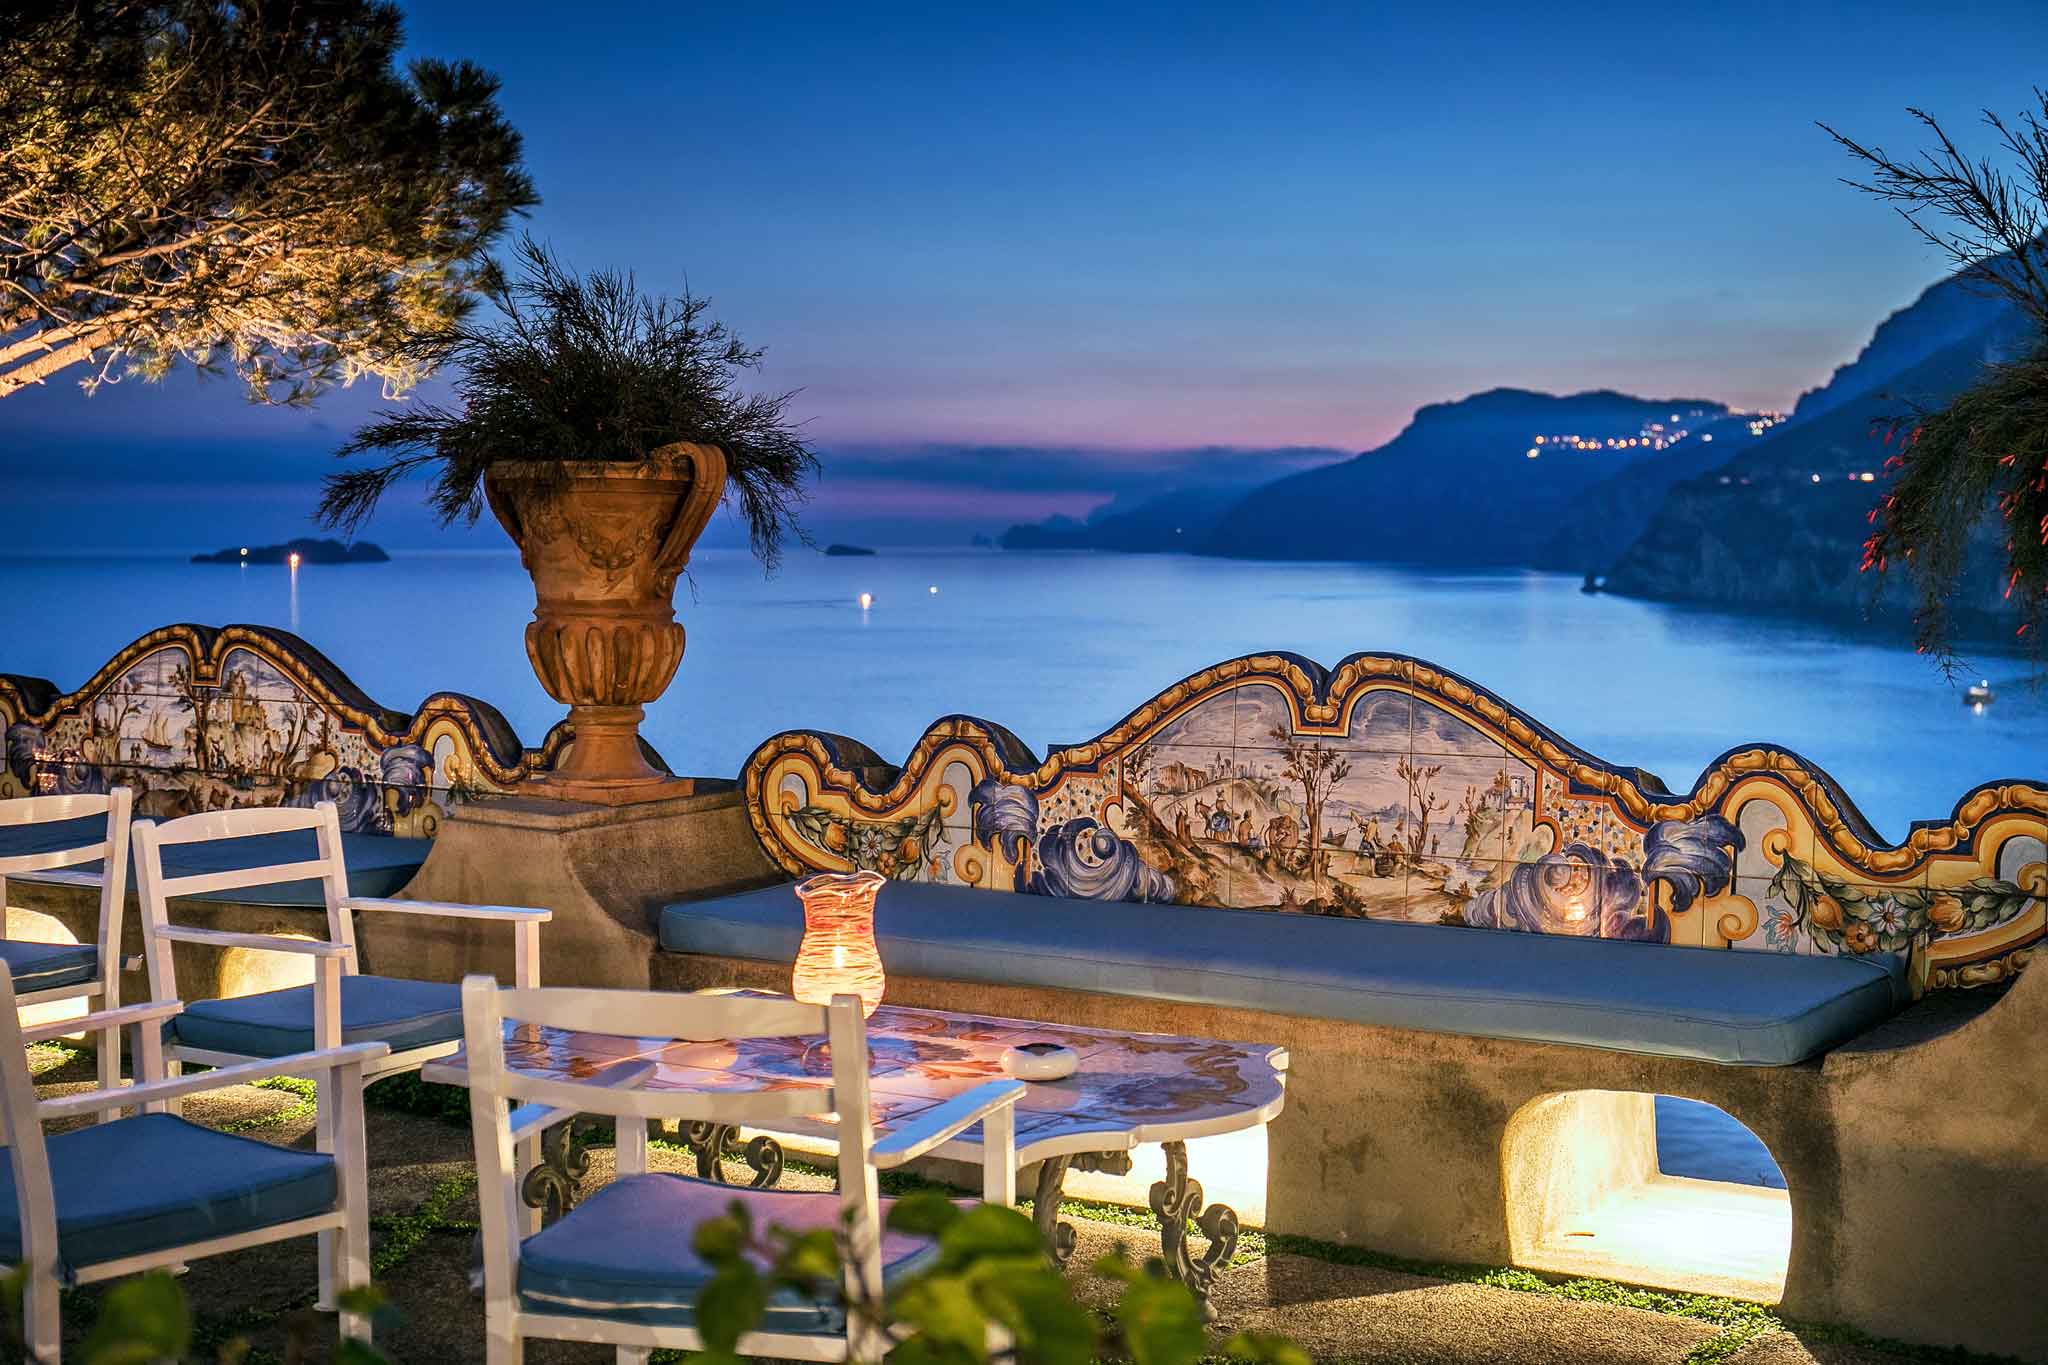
xmin=792 ymin=870 xmax=887 ymax=1017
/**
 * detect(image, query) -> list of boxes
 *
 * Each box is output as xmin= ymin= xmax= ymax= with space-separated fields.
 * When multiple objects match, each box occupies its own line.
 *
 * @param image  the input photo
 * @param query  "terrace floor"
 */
xmin=18 ymin=1045 xmax=1982 ymax=1365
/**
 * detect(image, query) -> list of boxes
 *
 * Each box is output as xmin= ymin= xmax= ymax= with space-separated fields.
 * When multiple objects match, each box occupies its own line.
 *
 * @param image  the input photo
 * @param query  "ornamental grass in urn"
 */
xmin=320 ymin=237 xmax=816 ymax=802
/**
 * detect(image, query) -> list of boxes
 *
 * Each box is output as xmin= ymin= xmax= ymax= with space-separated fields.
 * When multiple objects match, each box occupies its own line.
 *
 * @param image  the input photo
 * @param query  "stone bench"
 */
xmin=654 ymin=650 xmax=2047 ymax=1358
xmin=660 ymin=881 xmax=1909 ymax=1066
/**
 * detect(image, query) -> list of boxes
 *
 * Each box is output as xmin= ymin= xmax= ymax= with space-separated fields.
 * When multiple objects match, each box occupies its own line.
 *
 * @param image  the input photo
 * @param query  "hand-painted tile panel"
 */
xmin=744 ymin=652 xmax=2048 ymax=991
xmin=0 ymin=623 xmax=586 ymax=839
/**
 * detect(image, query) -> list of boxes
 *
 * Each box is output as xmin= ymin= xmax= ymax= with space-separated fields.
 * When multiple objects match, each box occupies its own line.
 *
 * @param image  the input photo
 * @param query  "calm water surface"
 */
xmin=4 ymin=547 xmax=2040 ymax=1188
xmin=3 ymin=547 xmax=2040 ymax=839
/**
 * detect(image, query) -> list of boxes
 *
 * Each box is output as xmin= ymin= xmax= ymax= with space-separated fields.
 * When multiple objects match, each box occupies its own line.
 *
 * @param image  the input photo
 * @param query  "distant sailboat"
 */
xmin=142 ymin=713 xmax=176 ymax=751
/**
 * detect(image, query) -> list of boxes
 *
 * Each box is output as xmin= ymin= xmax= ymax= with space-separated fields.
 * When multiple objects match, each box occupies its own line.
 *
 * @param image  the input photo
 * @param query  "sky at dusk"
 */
xmin=5 ymin=0 xmax=2047 ymax=549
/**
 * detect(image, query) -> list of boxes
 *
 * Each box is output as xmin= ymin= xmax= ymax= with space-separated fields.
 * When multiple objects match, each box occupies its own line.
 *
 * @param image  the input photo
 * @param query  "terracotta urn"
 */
xmin=483 ymin=441 xmax=727 ymax=804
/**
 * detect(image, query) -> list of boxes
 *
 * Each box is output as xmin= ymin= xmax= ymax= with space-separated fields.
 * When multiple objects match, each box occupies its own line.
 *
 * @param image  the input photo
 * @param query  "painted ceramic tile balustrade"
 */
xmin=744 ymin=651 xmax=2048 ymax=992
xmin=0 ymin=624 xmax=547 ymax=836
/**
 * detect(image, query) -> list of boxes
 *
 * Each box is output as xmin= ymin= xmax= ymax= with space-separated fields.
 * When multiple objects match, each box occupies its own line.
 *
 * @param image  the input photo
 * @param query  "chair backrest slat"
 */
xmin=133 ymin=802 xmax=358 ymax=1003
xmin=147 ymin=859 xmax=333 ymax=899
xmin=0 ymin=844 xmax=111 ymax=876
xmin=0 ymin=789 xmax=133 ymax=1002
xmin=487 ymin=1068 xmax=838 ymax=1124
xmin=0 ymin=792 xmax=120 ymax=827
xmin=137 ymin=806 xmax=329 ymax=844
xmin=488 ymin=986 xmax=827 ymax=1043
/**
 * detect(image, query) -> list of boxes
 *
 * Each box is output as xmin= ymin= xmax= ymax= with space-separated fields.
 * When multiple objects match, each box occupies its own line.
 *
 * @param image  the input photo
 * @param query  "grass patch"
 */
xmin=217 ymin=1075 xmax=319 ymax=1133
xmin=25 ymin=1041 xmax=74 ymax=1079
xmin=371 ymin=1172 xmax=479 ymax=1275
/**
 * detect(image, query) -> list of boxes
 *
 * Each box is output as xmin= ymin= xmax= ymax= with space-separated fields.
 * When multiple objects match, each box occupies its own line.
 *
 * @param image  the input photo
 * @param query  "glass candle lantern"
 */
xmin=792 ymin=870 xmax=888 ymax=1017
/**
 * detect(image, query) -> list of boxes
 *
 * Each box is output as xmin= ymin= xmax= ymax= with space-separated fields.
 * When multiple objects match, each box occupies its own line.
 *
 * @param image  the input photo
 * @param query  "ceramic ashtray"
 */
xmin=1000 ymin=1041 xmax=1079 ymax=1081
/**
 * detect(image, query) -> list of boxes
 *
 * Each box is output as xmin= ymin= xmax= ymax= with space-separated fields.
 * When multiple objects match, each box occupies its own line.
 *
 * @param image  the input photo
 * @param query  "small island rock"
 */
xmin=193 ymin=538 xmax=390 ymax=565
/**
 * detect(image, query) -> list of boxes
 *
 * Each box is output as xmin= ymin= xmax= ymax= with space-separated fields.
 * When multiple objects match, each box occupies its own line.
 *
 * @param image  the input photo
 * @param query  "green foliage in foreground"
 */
xmin=690 ymin=1192 xmax=1308 ymax=1365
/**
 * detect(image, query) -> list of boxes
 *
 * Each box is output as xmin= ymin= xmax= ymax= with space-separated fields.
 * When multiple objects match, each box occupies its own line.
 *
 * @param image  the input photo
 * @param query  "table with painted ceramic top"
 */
xmin=422 ymin=995 xmax=1289 ymax=1308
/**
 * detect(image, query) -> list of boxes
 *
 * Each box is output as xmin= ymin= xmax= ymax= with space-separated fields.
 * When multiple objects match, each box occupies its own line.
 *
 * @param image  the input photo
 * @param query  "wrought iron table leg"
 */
xmin=1149 ymin=1140 xmax=1239 ymax=1321
xmin=1032 ymin=1151 xmax=1132 ymax=1268
xmin=683 ymin=1121 xmax=785 ymax=1187
xmin=521 ymin=1117 xmax=592 ymax=1221
xmin=474 ymin=1117 xmax=593 ymax=1295
xmin=1032 ymin=1154 xmax=1078 ymax=1266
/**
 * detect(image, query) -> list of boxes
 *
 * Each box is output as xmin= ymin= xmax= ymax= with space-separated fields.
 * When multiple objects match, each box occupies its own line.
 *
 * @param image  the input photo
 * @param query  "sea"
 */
xmin=6 ymin=544 xmax=2045 ymax=1189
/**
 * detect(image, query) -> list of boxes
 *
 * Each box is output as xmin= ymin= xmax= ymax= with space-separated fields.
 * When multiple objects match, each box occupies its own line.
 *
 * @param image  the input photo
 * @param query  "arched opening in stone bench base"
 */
xmin=1503 ymin=1090 xmax=1790 ymax=1303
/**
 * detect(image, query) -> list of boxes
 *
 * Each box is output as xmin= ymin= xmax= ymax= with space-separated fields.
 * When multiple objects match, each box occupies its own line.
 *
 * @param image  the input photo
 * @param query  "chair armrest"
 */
xmin=7 ymin=869 xmax=103 ymax=889
xmin=21 ymin=999 xmax=183 ymax=1044
xmin=347 ymin=897 xmax=553 ymax=924
xmin=350 ymin=897 xmax=548 ymax=987
xmin=38 ymin=1041 xmax=393 ymax=1121
xmin=507 ymin=1102 xmax=582 ymax=1145
xmin=507 ymin=1060 xmax=656 ymax=1141
xmin=872 ymin=1079 xmax=1027 ymax=1167
xmin=153 ymin=926 xmax=351 ymax=956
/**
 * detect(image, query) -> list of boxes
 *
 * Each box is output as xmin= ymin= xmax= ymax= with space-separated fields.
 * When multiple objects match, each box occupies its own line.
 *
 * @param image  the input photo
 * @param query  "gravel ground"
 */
xmin=16 ymin=1047 xmax=1964 ymax=1365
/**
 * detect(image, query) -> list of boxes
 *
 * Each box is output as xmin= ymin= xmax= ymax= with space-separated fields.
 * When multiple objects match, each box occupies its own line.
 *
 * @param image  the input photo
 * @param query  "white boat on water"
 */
xmin=1964 ymin=680 xmax=1995 ymax=707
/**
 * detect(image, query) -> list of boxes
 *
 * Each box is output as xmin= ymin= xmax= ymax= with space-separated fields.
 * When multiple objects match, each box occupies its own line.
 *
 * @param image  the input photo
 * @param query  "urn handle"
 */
xmin=651 ymin=441 xmax=729 ymax=576
xmin=482 ymin=467 xmax=530 ymax=568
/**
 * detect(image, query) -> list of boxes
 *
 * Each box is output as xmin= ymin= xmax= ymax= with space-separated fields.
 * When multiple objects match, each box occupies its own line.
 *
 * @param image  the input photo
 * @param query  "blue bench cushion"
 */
xmin=659 ymin=882 xmax=1909 ymax=1067
xmin=0 ymin=940 xmax=99 ymax=995
xmin=0 ymin=1113 xmax=337 ymax=1273
xmin=169 ymin=974 xmax=461 ymax=1057
xmin=517 ymin=1173 xmax=938 ymax=1331
xmin=0 ymin=818 xmax=429 ymax=906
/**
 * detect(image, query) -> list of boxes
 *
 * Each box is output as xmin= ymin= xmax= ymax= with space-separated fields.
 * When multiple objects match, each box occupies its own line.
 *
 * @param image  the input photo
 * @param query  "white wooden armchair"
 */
xmin=132 ymin=801 xmax=550 ymax=1082
xmin=0 ymin=790 xmax=136 ymax=1117
xmin=460 ymin=977 xmax=1026 ymax=1365
xmin=0 ymin=966 xmax=388 ymax=1362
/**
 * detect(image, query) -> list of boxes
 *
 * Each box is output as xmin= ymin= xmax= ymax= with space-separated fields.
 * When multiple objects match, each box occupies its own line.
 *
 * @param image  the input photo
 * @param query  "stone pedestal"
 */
xmin=369 ymin=783 xmax=781 ymax=990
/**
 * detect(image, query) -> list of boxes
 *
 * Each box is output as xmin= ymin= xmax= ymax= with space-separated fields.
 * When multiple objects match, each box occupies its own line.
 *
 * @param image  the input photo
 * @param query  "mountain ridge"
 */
xmin=994 ymin=258 xmax=2028 ymax=641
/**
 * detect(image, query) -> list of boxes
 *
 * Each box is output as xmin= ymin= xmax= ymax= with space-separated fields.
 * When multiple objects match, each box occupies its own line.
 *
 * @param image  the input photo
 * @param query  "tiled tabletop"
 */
xmin=421 ymin=996 xmax=1289 ymax=1164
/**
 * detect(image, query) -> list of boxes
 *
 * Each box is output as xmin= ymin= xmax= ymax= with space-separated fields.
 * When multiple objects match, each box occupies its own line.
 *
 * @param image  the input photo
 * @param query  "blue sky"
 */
xmin=4 ymin=0 xmax=2046 ymax=549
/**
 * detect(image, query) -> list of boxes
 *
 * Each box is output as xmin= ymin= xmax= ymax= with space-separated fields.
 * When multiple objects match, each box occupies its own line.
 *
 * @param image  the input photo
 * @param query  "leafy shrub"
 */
xmin=691 ymin=1192 xmax=1309 ymax=1365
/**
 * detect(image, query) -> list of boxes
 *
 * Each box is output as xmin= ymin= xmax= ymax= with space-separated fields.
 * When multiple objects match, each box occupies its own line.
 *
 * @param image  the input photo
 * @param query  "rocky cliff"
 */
xmin=1600 ymin=276 xmax=2026 ymax=626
